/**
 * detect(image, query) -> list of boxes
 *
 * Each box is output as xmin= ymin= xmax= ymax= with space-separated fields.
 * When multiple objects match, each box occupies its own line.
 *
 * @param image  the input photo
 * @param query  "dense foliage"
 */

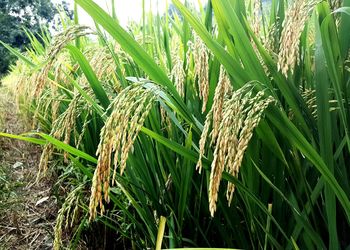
xmin=1 ymin=0 xmax=350 ymax=249
xmin=0 ymin=0 xmax=70 ymax=76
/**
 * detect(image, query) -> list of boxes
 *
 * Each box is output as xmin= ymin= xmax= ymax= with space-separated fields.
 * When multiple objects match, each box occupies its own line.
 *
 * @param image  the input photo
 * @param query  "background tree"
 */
xmin=0 ymin=0 xmax=70 ymax=76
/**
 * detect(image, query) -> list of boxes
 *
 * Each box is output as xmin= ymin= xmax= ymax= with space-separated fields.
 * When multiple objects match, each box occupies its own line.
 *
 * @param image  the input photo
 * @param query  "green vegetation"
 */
xmin=0 ymin=0 xmax=71 ymax=76
xmin=1 ymin=0 xmax=350 ymax=249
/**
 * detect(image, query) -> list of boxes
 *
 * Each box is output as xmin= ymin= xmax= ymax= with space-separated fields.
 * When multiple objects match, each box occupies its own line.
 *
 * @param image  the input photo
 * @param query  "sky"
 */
xmin=55 ymin=0 xmax=207 ymax=28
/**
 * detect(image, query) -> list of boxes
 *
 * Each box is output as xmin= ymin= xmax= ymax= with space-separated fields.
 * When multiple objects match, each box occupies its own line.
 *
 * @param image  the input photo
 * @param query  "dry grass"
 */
xmin=0 ymin=85 xmax=57 ymax=249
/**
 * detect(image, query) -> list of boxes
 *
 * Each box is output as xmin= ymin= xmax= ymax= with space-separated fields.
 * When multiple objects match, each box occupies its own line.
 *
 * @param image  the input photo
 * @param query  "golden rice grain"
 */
xmin=197 ymin=81 xmax=274 ymax=216
xmin=54 ymin=185 xmax=83 ymax=250
xmin=278 ymin=0 xmax=317 ymax=76
xmin=89 ymin=84 xmax=157 ymax=220
xmin=34 ymin=26 xmax=93 ymax=98
xmin=197 ymin=66 xmax=232 ymax=174
xmin=251 ymin=0 xmax=262 ymax=38
xmin=191 ymin=33 xmax=210 ymax=112
xmin=170 ymin=35 xmax=186 ymax=98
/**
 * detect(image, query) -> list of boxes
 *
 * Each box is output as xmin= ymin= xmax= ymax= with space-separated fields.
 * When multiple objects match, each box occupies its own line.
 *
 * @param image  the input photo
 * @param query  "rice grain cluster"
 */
xmin=197 ymin=70 xmax=274 ymax=216
xmin=190 ymin=33 xmax=210 ymax=112
xmin=89 ymin=84 xmax=157 ymax=220
xmin=278 ymin=0 xmax=317 ymax=76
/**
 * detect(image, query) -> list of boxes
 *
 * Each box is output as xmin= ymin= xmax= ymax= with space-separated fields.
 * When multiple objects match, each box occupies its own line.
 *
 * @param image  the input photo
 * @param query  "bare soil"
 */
xmin=0 ymin=86 xmax=57 ymax=249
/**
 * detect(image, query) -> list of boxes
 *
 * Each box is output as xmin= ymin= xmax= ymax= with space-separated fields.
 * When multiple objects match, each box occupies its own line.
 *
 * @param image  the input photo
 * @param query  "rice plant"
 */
xmin=1 ymin=0 xmax=350 ymax=249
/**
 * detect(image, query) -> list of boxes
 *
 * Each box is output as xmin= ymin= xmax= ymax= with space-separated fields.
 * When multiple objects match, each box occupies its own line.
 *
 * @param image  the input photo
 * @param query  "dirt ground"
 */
xmin=0 ymin=86 xmax=57 ymax=249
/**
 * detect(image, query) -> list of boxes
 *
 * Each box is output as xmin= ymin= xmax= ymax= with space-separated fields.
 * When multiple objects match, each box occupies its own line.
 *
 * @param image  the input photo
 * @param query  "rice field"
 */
xmin=1 ymin=0 xmax=350 ymax=249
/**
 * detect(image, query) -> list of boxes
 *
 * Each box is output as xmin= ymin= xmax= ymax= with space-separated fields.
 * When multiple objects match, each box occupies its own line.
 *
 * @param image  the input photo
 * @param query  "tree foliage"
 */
xmin=0 ymin=0 xmax=69 ymax=76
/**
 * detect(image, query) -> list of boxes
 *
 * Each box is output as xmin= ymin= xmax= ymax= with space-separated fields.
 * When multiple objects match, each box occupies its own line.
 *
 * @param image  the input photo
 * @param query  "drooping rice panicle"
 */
xmin=197 ymin=66 xmax=232 ymax=173
xmin=170 ymin=35 xmax=186 ymax=98
xmin=89 ymin=84 xmax=157 ymax=220
xmin=190 ymin=33 xmax=210 ymax=112
xmin=251 ymin=0 xmax=262 ymax=38
xmin=197 ymin=80 xmax=274 ymax=216
xmin=278 ymin=0 xmax=317 ymax=76
xmin=34 ymin=26 xmax=93 ymax=98
xmin=54 ymin=185 xmax=83 ymax=250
